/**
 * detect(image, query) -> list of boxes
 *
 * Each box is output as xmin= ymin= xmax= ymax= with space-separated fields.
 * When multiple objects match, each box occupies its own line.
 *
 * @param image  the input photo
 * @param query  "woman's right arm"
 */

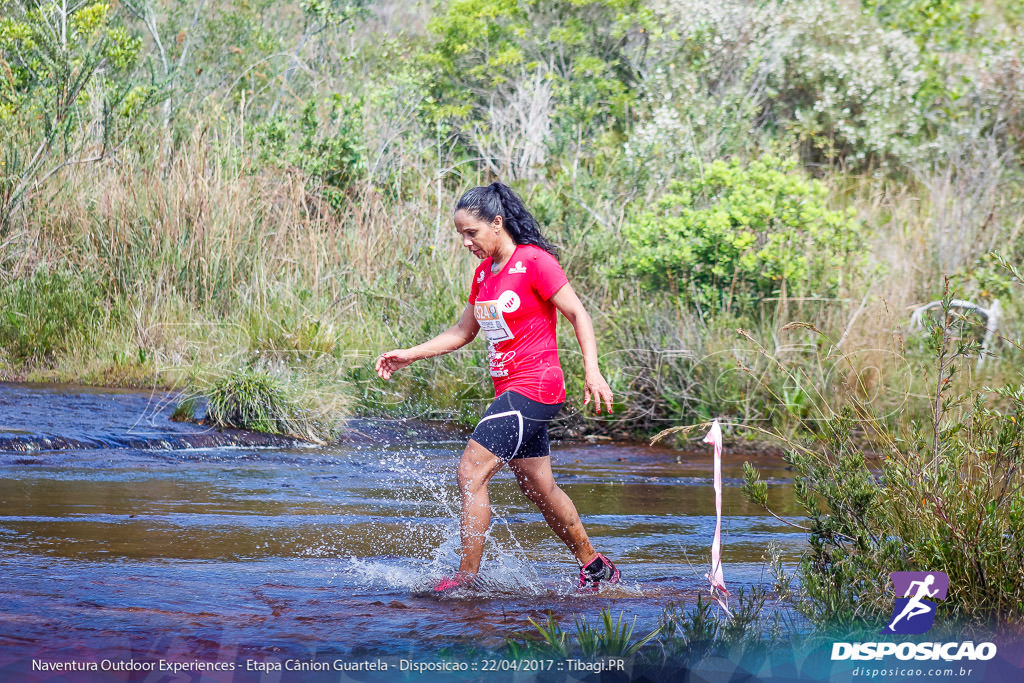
xmin=375 ymin=303 xmax=480 ymax=380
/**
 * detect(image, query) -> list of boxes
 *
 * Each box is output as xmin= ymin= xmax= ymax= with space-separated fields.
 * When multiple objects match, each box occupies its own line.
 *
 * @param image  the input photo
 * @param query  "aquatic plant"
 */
xmin=504 ymin=590 xmax=787 ymax=674
xmin=505 ymin=608 xmax=661 ymax=660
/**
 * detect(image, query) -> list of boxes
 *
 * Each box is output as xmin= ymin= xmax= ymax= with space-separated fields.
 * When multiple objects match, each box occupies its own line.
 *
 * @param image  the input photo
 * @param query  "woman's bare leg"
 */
xmin=508 ymin=455 xmax=597 ymax=565
xmin=455 ymin=438 xmax=505 ymax=577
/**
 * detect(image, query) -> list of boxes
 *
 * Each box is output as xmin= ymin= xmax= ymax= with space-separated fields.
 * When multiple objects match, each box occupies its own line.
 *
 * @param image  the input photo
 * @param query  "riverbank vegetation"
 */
xmin=1 ymin=0 xmax=1022 ymax=446
xmin=742 ymin=273 xmax=1024 ymax=629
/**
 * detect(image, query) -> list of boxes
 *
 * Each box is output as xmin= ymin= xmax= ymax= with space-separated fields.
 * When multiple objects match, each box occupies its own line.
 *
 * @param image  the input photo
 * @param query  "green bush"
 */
xmin=421 ymin=0 xmax=648 ymax=168
xmin=614 ymin=155 xmax=866 ymax=315
xmin=862 ymin=0 xmax=982 ymax=50
xmin=258 ymin=94 xmax=366 ymax=209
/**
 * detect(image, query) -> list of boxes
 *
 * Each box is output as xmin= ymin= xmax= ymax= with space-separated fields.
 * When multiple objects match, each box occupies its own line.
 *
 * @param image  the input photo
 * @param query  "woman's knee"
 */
xmin=458 ymin=445 xmax=500 ymax=494
xmin=457 ymin=459 xmax=481 ymax=493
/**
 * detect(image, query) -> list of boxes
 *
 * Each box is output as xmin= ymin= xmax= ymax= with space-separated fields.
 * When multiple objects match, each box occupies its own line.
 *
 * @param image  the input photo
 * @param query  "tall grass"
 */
xmin=2 ymin=108 xmax=514 ymax=436
xmin=0 ymin=100 xmax=1021 ymax=441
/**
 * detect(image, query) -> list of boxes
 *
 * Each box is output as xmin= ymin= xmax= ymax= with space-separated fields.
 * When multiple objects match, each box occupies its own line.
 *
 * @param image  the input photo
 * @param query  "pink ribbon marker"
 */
xmin=703 ymin=419 xmax=731 ymax=615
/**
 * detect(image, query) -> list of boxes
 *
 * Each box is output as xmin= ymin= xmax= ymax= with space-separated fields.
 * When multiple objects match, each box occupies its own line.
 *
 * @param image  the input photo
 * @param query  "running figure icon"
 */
xmin=887 ymin=574 xmax=938 ymax=631
xmin=882 ymin=571 xmax=949 ymax=635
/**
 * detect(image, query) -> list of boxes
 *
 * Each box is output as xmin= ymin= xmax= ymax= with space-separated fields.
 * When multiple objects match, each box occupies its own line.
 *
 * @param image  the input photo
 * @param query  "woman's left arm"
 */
xmin=549 ymin=283 xmax=613 ymax=414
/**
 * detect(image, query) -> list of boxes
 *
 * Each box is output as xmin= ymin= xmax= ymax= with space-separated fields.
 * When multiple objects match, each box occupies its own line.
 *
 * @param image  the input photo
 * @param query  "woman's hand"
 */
xmin=583 ymin=370 xmax=614 ymax=414
xmin=375 ymin=349 xmax=415 ymax=380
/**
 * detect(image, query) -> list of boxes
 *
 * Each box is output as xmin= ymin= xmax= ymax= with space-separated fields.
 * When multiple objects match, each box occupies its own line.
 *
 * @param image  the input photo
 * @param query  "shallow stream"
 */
xmin=0 ymin=383 xmax=804 ymax=674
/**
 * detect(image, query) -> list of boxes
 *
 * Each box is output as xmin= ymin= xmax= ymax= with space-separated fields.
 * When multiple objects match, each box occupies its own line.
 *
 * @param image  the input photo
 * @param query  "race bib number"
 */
xmin=474 ymin=291 xmax=520 ymax=343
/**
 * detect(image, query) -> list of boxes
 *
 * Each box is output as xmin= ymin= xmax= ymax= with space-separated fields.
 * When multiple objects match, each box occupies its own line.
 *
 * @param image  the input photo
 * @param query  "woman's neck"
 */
xmin=490 ymin=240 xmax=517 ymax=272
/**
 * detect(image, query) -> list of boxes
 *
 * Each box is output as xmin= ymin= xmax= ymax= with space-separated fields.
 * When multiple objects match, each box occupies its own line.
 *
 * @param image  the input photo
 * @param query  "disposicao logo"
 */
xmin=831 ymin=570 xmax=998 ymax=663
xmin=883 ymin=571 xmax=949 ymax=635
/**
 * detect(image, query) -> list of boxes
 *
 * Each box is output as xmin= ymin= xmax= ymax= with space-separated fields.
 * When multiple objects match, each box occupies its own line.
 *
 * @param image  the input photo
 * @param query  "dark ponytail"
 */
xmin=455 ymin=182 xmax=559 ymax=259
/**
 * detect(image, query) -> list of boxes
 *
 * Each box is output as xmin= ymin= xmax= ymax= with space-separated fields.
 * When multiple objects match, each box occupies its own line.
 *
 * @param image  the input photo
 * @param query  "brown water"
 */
xmin=0 ymin=383 xmax=804 ymax=678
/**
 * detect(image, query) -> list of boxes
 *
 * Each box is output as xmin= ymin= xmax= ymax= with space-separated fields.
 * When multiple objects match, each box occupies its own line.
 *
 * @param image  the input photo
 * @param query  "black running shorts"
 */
xmin=470 ymin=390 xmax=564 ymax=462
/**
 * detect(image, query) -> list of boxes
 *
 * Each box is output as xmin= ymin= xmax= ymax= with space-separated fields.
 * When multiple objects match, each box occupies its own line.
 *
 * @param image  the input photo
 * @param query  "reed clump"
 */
xmin=177 ymin=364 xmax=349 ymax=445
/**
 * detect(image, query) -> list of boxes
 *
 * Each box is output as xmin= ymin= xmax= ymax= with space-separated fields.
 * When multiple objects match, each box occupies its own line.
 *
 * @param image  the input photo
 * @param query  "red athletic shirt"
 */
xmin=468 ymin=244 xmax=569 ymax=404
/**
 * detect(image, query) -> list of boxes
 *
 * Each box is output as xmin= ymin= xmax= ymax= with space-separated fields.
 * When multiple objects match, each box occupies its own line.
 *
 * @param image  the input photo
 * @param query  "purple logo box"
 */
xmin=891 ymin=571 xmax=949 ymax=600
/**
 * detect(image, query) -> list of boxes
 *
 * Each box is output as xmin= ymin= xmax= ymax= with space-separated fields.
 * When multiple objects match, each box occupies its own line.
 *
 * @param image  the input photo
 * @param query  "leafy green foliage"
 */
xmin=949 ymin=249 xmax=1023 ymax=304
xmin=421 ymin=0 xmax=649 ymax=168
xmin=862 ymin=0 xmax=982 ymax=50
xmin=259 ymin=94 xmax=366 ymax=207
xmin=615 ymin=155 xmax=866 ymax=315
xmin=0 ymin=2 xmax=142 ymax=105
xmin=0 ymin=1 xmax=147 ymax=225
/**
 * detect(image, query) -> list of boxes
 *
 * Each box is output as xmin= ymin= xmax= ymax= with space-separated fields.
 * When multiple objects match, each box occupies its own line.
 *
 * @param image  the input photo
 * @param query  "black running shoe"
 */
xmin=577 ymin=553 xmax=620 ymax=592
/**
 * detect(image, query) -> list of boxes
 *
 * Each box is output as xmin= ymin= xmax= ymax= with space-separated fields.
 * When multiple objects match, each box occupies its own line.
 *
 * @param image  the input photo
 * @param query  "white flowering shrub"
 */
xmin=624 ymin=101 xmax=695 ymax=189
xmin=623 ymin=0 xmax=777 ymax=188
xmin=631 ymin=0 xmax=930 ymax=170
xmin=761 ymin=1 xmax=927 ymax=167
xmin=967 ymin=38 xmax=1024 ymax=157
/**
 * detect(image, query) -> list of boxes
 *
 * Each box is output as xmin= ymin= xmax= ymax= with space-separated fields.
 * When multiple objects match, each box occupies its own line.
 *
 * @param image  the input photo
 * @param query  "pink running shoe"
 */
xmin=432 ymin=575 xmax=470 ymax=595
xmin=577 ymin=553 xmax=620 ymax=592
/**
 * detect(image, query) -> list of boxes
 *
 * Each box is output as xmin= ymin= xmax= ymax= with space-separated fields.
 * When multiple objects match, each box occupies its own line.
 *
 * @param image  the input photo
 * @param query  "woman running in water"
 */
xmin=375 ymin=182 xmax=619 ymax=594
